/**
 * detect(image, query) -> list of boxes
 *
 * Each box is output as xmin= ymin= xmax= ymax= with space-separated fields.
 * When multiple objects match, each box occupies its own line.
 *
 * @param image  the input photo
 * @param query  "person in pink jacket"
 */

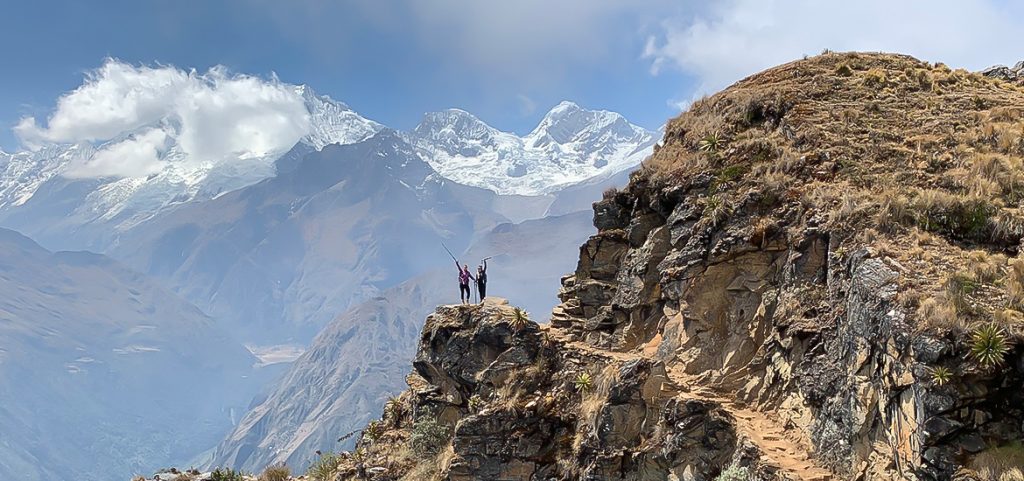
xmin=457 ymin=261 xmax=473 ymax=304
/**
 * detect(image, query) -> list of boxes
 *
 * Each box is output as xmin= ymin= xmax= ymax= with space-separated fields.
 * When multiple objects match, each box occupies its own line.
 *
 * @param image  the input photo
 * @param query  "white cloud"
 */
xmin=644 ymin=0 xmax=1024 ymax=102
xmin=16 ymin=60 xmax=310 ymax=178
xmin=65 ymin=128 xmax=169 ymax=179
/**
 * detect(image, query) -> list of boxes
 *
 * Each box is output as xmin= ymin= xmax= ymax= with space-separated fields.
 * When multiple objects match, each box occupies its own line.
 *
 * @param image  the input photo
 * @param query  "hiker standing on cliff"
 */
xmin=457 ymin=261 xmax=473 ymax=304
xmin=476 ymin=259 xmax=488 ymax=303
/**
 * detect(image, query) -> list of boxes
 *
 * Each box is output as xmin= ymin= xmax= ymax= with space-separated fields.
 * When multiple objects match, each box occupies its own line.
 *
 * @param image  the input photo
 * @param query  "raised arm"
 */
xmin=482 ymin=259 xmax=487 ymax=273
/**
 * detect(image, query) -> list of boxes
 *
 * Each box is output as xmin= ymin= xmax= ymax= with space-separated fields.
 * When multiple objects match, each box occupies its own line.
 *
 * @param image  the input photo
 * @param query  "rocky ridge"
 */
xmin=299 ymin=53 xmax=1024 ymax=481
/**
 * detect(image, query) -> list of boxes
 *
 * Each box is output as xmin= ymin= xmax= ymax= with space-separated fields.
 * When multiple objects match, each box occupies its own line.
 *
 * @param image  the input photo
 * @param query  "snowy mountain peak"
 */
xmin=414 ymin=109 xmax=498 ymax=140
xmin=298 ymin=86 xmax=382 ymax=150
xmin=412 ymin=109 xmax=511 ymax=158
xmin=409 ymin=101 xmax=658 ymax=195
xmin=528 ymin=101 xmax=639 ymax=146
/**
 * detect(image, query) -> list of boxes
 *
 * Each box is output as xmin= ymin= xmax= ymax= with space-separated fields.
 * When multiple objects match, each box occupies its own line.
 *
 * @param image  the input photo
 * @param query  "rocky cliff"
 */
xmin=153 ymin=52 xmax=1024 ymax=481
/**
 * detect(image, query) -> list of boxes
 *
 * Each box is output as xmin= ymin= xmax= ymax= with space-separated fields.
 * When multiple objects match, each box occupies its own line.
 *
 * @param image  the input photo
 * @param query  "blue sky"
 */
xmin=0 ymin=0 xmax=691 ymax=150
xmin=4 ymin=0 xmax=1024 ymax=151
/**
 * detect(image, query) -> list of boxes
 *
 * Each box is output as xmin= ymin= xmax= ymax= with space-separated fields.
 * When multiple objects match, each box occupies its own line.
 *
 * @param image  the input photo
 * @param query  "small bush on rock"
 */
xmin=509 ymin=307 xmax=532 ymax=331
xmin=210 ymin=468 xmax=247 ymax=481
xmin=258 ymin=464 xmax=290 ymax=481
xmin=306 ymin=452 xmax=342 ymax=481
xmin=715 ymin=464 xmax=751 ymax=481
xmin=410 ymin=417 xmax=450 ymax=458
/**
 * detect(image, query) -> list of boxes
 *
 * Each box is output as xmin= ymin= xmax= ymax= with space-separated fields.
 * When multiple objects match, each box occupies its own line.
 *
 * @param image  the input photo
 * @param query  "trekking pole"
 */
xmin=441 ymin=242 xmax=459 ymax=263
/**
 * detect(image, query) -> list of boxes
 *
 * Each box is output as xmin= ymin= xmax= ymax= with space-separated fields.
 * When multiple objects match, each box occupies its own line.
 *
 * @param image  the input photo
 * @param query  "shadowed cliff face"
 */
xmin=303 ymin=53 xmax=1024 ymax=481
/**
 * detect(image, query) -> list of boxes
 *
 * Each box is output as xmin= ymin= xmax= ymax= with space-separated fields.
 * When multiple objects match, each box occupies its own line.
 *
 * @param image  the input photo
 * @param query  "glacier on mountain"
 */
xmin=408 ymin=101 xmax=657 ymax=195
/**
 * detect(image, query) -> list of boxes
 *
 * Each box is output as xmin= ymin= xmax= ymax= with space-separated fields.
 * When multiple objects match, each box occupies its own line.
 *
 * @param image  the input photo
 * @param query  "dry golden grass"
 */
xmin=970 ymin=442 xmax=1024 ymax=481
xmin=258 ymin=465 xmax=290 ymax=481
xmin=572 ymin=364 xmax=619 ymax=452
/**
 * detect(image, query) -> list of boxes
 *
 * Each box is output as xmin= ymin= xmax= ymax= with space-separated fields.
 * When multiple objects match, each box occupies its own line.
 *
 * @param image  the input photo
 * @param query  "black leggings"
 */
xmin=477 ymin=282 xmax=486 ymax=299
xmin=460 ymin=283 xmax=470 ymax=300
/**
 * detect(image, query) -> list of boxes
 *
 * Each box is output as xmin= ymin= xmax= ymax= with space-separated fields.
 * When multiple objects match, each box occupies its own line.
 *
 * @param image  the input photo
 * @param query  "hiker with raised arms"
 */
xmin=476 ymin=258 xmax=488 ymax=303
xmin=456 ymin=261 xmax=473 ymax=304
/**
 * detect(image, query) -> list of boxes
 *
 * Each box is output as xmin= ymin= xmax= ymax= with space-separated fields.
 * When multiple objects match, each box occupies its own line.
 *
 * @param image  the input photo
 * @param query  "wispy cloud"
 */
xmin=644 ymin=0 xmax=1024 ymax=106
xmin=516 ymin=94 xmax=537 ymax=116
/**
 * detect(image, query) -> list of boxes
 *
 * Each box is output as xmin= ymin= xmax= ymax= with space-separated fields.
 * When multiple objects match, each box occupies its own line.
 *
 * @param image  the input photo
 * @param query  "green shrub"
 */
xmin=363 ymin=420 xmax=384 ymax=443
xmin=715 ymin=464 xmax=751 ymax=481
xmin=383 ymin=396 xmax=406 ymax=427
xmin=210 ymin=468 xmax=247 ymax=481
xmin=914 ymin=192 xmax=996 ymax=241
xmin=970 ymin=324 xmax=1012 ymax=369
xmin=410 ymin=417 xmax=450 ymax=458
xmin=835 ymin=63 xmax=853 ymax=77
xmin=712 ymin=165 xmax=748 ymax=191
xmin=702 ymin=195 xmax=733 ymax=227
xmin=468 ymin=394 xmax=485 ymax=412
xmin=258 ymin=464 xmax=290 ymax=481
xmin=306 ymin=452 xmax=342 ymax=481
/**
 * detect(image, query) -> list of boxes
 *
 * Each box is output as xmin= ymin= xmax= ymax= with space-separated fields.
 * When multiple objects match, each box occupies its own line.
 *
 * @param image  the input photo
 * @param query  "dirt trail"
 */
xmin=670 ymin=368 xmax=834 ymax=481
xmin=544 ymin=327 xmax=833 ymax=481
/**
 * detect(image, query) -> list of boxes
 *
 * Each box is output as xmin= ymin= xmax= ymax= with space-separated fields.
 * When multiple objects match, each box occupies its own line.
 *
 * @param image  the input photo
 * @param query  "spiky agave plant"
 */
xmin=510 ymin=307 xmax=532 ymax=331
xmin=383 ymin=396 xmax=405 ymax=426
xmin=698 ymin=132 xmax=723 ymax=153
xmin=969 ymin=324 xmax=1012 ymax=369
xmin=928 ymin=366 xmax=953 ymax=386
xmin=363 ymin=420 xmax=384 ymax=443
xmin=468 ymin=394 xmax=485 ymax=412
xmin=701 ymin=194 xmax=732 ymax=228
xmin=306 ymin=452 xmax=342 ymax=481
xmin=574 ymin=372 xmax=593 ymax=393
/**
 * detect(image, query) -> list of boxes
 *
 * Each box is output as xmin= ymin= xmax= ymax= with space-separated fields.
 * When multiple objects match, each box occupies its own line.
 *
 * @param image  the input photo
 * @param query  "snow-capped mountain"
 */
xmin=408 ymin=101 xmax=658 ymax=195
xmin=0 ymin=87 xmax=382 ymax=233
xmin=0 ymin=93 xmax=654 ymax=253
xmin=300 ymin=86 xmax=383 ymax=150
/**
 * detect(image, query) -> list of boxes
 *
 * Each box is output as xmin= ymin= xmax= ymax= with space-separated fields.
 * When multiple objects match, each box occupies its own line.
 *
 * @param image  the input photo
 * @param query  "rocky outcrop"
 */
xmin=330 ymin=299 xmax=786 ymax=481
xmin=980 ymin=61 xmax=1024 ymax=85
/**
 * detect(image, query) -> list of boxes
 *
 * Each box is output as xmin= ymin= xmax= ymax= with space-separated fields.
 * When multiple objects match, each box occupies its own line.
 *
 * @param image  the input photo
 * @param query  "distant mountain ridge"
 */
xmin=0 ymin=227 xmax=261 ymax=481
